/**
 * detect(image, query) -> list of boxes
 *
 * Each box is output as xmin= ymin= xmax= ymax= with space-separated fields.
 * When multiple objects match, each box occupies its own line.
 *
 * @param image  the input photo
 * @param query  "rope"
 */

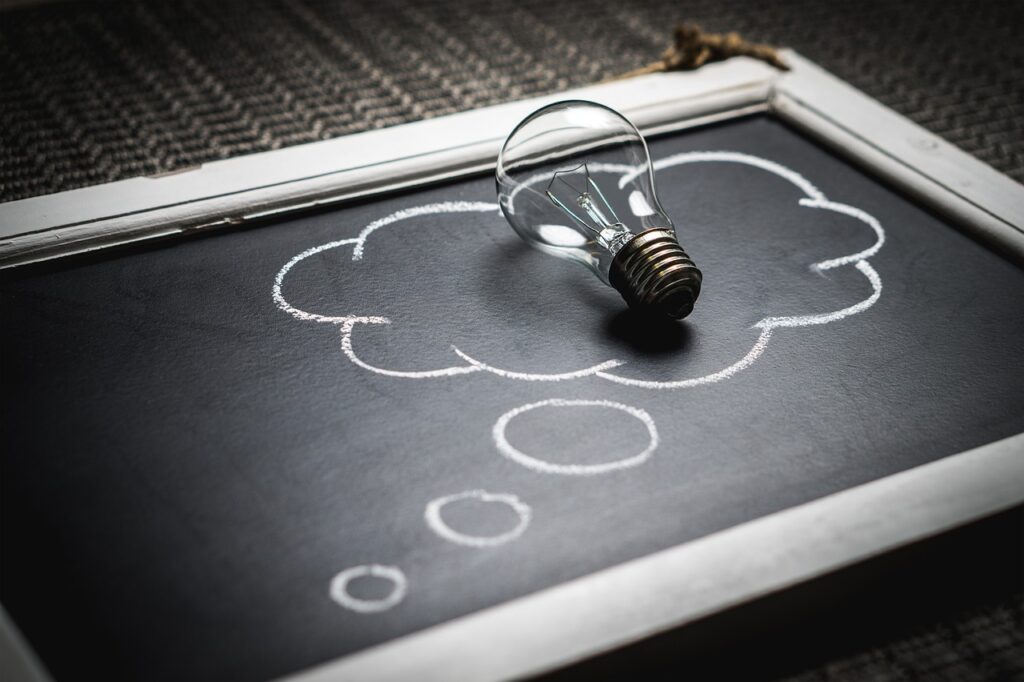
xmin=607 ymin=22 xmax=788 ymax=81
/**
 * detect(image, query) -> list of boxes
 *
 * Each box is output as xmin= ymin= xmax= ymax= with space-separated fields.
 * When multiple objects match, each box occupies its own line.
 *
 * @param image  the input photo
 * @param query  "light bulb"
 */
xmin=496 ymin=100 xmax=701 ymax=319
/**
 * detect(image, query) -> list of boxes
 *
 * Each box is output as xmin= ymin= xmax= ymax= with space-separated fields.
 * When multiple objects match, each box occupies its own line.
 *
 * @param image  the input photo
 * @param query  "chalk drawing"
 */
xmin=351 ymin=202 xmax=499 ymax=261
xmin=425 ymin=490 xmax=532 ymax=547
xmin=329 ymin=564 xmax=408 ymax=613
xmin=341 ymin=318 xmax=483 ymax=379
xmin=594 ymin=261 xmax=883 ymax=390
xmin=274 ymin=152 xmax=885 ymax=389
xmin=273 ymin=202 xmax=498 ymax=325
xmin=493 ymin=399 xmax=658 ymax=475
xmin=451 ymin=347 xmax=623 ymax=381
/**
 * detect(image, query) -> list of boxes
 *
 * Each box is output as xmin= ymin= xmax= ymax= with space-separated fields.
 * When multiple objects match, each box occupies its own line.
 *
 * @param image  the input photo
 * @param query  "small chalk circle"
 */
xmin=329 ymin=564 xmax=408 ymax=614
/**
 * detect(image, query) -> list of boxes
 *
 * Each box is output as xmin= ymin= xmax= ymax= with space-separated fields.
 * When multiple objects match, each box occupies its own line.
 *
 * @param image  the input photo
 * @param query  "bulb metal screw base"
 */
xmin=609 ymin=228 xmax=702 ymax=320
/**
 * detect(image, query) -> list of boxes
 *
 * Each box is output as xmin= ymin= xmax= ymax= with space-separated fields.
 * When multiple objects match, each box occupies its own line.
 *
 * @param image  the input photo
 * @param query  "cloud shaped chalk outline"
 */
xmin=273 ymin=152 xmax=884 ymax=390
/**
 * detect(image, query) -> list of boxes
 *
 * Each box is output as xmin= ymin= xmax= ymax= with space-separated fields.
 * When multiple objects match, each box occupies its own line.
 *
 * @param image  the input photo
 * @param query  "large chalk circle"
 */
xmin=493 ymin=398 xmax=659 ymax=475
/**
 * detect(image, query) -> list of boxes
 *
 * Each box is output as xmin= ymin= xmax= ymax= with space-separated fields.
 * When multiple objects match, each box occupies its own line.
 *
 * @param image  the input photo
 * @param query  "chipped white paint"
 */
xmin=424 ymin=490 xmax=532 ymax=547
xmin=273 ymin=152 xmax=886 ymax=389
xmin=493 ymin=399 xmax=659 ymax=476
xmin=329 ymin=564 xmax=408 ymax=614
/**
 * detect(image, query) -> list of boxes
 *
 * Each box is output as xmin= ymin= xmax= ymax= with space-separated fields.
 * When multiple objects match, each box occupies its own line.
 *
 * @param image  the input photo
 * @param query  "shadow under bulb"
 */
xmin=496 ymin=100 xmax=702 ymax=320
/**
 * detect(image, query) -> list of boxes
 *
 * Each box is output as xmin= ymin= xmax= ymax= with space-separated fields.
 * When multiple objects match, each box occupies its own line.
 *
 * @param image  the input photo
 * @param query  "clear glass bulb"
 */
xmin=496 ymin=100 xmax=701 ymax=319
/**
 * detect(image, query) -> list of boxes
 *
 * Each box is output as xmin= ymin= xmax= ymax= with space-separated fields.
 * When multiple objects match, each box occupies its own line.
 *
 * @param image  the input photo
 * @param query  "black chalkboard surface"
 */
xmin=2 ymin=116 xmax=1023 ymax=681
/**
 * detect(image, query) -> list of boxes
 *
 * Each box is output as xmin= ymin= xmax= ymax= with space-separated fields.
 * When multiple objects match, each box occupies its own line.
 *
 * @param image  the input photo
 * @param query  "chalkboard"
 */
xmin=2 ymin=115 xmax=1023 ymax=681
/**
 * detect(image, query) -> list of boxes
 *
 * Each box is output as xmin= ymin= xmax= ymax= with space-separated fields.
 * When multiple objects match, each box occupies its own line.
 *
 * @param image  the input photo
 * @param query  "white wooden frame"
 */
xmin=1 ymin=52 xmax=1022 ymax=682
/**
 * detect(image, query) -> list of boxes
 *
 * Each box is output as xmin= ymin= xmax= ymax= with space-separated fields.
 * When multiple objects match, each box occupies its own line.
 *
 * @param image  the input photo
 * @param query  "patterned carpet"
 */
xmin=0 ymin=0 xmax=1022 ymax=202
xmin=783 ymin=591 xmax=1024 ymax=682
xmin=0 ymin=1 xmax=1021 ymax=680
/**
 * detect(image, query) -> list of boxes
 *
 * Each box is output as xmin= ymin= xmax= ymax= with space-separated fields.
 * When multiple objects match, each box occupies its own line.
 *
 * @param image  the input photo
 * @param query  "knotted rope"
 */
xmin=608 ymin=23 xmax=788 ymax=81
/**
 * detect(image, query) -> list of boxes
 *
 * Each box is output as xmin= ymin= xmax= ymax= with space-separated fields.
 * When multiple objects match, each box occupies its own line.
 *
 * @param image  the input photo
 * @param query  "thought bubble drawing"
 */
xmin=273 ymin=152 xmax=884 ymax=389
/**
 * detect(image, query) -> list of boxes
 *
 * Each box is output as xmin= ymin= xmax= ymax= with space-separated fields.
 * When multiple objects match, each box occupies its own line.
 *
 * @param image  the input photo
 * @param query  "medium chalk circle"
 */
xmin=425 ymin=490 xmax=532 ymax=547
xmin=329 ymin=564 xmax=407 ymax=613
xmin=493 ymin=399 xmax=659 ymax=475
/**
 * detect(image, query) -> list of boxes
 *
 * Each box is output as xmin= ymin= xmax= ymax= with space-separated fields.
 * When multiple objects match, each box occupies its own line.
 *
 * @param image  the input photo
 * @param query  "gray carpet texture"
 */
xmin=0 ymin=0 xmax=1022 ymax=203
xmin=782 ymin=591 xmax=1024 ymax=682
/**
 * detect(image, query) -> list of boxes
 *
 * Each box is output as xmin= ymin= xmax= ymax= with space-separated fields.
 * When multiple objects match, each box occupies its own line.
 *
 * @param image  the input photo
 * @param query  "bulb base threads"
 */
xmin=609 ymin=228 xmax=702 ymax=320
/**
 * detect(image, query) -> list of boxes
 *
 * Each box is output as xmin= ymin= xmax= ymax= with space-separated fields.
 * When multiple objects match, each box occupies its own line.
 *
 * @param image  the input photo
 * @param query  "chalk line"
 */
xmin=597 ymin=262 xmax=881 ymax=389
xmin=800 ymin=199 xmax=886 ymax=270
xmin=451 ymin=347 xmax=624 ymax=381
xmin=275 ymin=152 xmax=886 ymax=390
xmin=493 ymin=399 xmax=658 ymax=476
xmin=352 ymin=201 xmax=499 ymax=260
xmin=273 ymin=236 xmax=361 ymax=323
xmin=329 ymin=564 xmax=407 ymax=613
xmin=596 ymin=327 xmax=774 ymax=390
xmin=424 ymin=490 xmax=532 ymax=547
xmin=757 ymin=260 xmax=882 ymax=329
xmin=274 ymin=201 xmax=500 ymax=377
xmin=274 ymin=201 xmax=498 ymax=324
xmin=620 ymin=151 xmax=826 ymax=201
xmin=340 ymin=319 xmax=482 ymax=379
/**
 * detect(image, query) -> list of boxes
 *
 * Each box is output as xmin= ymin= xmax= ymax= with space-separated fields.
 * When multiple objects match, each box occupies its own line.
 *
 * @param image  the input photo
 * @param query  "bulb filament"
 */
xmin=545 ymin=163 xmax=632 ymax=253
